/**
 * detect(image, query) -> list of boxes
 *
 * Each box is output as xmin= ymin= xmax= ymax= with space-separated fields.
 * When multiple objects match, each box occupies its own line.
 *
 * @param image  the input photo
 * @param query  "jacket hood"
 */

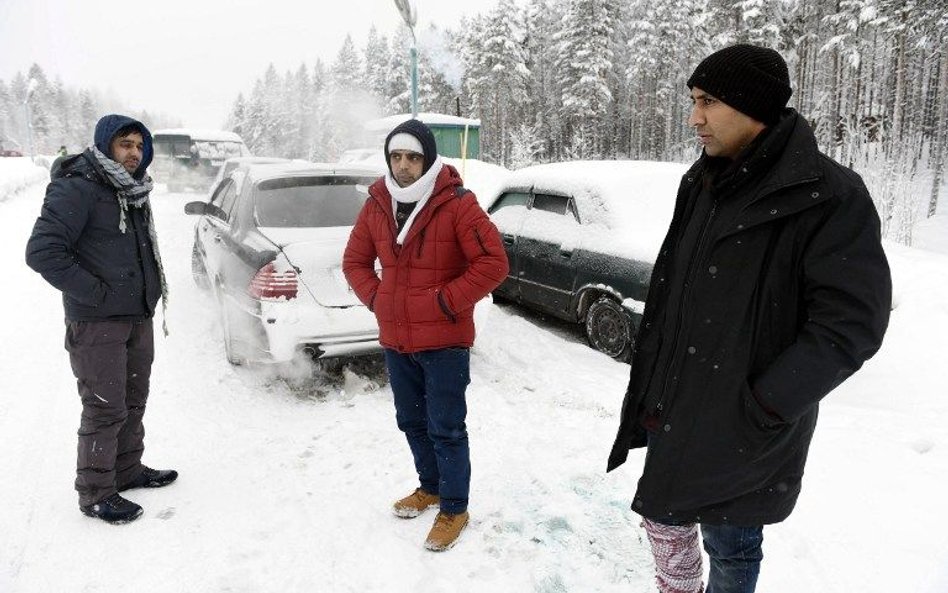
xmin=93 ymin=114 xmax=153 ymax=179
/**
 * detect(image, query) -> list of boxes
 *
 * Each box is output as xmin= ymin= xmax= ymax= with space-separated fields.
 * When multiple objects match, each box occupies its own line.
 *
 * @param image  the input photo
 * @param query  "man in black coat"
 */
xmin=26 ymin=114 xmax=178 ymax=524
xmin=607 ymin=45 xmax=891 ymax=592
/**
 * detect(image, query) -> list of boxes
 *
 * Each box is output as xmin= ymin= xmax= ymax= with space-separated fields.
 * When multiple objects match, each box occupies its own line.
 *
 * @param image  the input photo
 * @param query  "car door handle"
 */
xmin=502 ymin=234 xmax=515 ymax=246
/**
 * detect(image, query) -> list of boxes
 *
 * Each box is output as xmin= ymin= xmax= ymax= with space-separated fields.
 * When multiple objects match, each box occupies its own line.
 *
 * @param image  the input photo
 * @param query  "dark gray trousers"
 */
xmin=65 ymin=319 xmax=154 ymax=506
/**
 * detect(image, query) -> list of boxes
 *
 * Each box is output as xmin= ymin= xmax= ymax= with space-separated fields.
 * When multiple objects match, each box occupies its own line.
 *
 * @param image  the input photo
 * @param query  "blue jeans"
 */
xmin=701 ymin=523 xmax=764 ymax=593
xmin=384 ymin=348 xmax=471 ymax=515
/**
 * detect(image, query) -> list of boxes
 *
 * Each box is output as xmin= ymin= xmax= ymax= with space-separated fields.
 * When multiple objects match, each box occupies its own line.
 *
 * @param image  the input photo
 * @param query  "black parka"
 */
xmin=25 ymin=150 xmax=161 ymax=322
xmin=607 ymin=110 xmax=891 ymax=526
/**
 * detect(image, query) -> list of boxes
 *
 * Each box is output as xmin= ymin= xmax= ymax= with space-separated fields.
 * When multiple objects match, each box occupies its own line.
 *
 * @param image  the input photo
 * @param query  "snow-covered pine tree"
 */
xmin=385 ymin=27 xmax=413 ymax=116
xmin=521 ymin=0 xmax=566 ymax=162
xmin=417 ymin=24 xmax=461 ymax=115
xmin=226 ymin=93 xmax=247 ymax=140
xmin=461 ymin=0 xmax=529 ymax=165
xmin=364 ymin=26 xmax=392 ymax=104
xmin=555 ymin=0 xmax=616 ymax=159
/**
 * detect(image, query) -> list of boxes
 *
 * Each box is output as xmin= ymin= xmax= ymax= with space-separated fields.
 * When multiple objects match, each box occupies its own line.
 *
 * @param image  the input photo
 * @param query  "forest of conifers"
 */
xmin=3 ymin=0 xmax=945 ymax=244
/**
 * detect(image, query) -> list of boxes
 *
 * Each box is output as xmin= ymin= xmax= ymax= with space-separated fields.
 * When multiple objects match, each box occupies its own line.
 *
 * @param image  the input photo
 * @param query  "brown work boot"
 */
xmin=424 ymin=511 xmax=469 ymax=551
xmin=392 ymin=488 xmax=439 ymax=518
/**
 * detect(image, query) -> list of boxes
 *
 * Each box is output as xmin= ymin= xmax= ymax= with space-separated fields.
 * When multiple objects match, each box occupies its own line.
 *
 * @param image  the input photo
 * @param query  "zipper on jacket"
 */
xmin=416 ymin=229 xmax=426 ymax=258
xmin=653 ymin=197 xmax=719 ymax=417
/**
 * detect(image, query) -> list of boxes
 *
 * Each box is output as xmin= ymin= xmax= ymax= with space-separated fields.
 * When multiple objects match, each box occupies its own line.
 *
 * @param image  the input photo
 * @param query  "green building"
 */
xmin=364 ymin=113 xmax=481 ymax=159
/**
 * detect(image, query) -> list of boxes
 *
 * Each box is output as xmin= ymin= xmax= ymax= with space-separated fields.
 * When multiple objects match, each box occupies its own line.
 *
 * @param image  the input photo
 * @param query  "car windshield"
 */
xmin=254 ymin=176 xmax=374 ymax=228
xmin=194 ymin=140 xmax=245 ymax=160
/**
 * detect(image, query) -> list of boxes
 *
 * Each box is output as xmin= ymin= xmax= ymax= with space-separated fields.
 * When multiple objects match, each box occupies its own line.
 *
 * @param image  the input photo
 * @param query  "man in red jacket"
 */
xmin=343 ymin=119 xmax=508 ymax=551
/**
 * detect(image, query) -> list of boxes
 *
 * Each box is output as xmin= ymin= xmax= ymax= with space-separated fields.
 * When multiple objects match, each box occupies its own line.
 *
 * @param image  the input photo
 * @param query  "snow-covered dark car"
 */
xmin=487 ymin=160 xmax=687 ymax=361
xmin=184 ymin=162 xmax=384 ymax=364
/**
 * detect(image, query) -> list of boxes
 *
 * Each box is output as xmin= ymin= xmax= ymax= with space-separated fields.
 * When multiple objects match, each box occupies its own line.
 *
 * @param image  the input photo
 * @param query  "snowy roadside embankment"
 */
xmin=913 ymin=211 xmax=948 ymax=254
xmin=0 ymin=157 xmax=48 ymax=201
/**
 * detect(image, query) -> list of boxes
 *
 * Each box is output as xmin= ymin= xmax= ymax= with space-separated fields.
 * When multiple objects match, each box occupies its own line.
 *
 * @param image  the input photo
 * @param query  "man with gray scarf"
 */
xmin=26 ymin=114 xmax=176 ymax=524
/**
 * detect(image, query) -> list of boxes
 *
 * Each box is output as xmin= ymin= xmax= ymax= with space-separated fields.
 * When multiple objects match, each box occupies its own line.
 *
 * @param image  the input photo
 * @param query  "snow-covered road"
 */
xmin=1 ymin=179 xmax=946 ymax=593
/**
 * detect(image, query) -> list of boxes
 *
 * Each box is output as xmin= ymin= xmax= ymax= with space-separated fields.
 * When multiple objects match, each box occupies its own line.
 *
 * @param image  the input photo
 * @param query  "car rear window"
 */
xmin=254 ymin=176 xmax=375 ymax=227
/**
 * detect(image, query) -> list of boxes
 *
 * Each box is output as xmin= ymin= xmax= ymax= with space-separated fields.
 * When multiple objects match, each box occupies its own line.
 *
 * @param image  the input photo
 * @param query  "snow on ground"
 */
xmin=0 ymin=158 xmax=49 ymax=202
xmin=1 ymin=170 xmax=946 ymax=593
xmin=914 ymin=211 xmax=948 ymax=255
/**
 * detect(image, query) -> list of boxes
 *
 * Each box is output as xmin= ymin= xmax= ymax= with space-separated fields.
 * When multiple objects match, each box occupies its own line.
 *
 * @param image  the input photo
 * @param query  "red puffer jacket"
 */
xmin=343 ymin=164 xmax=508 ymax=353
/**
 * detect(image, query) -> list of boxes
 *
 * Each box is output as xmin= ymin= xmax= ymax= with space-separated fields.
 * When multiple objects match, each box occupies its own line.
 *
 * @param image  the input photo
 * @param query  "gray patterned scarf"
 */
xmin=92 ymin=146 xmax=169 ymax=336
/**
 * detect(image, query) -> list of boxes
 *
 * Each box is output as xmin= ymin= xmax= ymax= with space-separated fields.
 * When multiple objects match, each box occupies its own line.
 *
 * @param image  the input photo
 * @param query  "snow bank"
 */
xmin=913 ymin=212 xmax=948 ymax=254
xmin=443 ymin=157 xmax=509 ymax=209
xmin=0 ymin=157 xmax=48 ymax=201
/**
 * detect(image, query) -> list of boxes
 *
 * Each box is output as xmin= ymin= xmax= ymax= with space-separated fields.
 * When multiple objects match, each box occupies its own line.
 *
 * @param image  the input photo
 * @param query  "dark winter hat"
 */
xmin=687 ymin=44 xmax=792 ymax=125
xmin=384 ymin=119 xmax=438 ymax=175
xmin=93 ymin=114 xmax=154 ymax=179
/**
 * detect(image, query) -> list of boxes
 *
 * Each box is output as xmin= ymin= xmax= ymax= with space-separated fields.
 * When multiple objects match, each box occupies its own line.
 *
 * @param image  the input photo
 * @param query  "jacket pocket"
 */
xmin=740 ymin=381 xmax=783 ymax=436
xmin=437 ymin=290 xmax=457 ymax=323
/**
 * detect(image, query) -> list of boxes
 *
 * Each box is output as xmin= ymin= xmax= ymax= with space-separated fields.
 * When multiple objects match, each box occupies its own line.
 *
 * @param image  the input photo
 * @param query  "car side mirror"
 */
xmin=184 ymin=201 xmax=207 ymax=215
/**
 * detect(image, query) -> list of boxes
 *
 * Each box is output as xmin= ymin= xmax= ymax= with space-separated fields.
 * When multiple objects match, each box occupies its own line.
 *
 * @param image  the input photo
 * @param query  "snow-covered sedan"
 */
xmin=184 ymin=162 xmax=384 ymax=364
xmin=487 ymin=160 xmax=688 ymax=361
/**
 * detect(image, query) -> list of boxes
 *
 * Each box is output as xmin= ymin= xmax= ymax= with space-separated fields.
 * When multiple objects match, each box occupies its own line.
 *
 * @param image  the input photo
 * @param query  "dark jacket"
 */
xmin=343 ymin=164 xmax=508 ymax=353
xmin=25 ymin=116 xmax=161 ymax=322
xmin=607 ymin=110 xmax=891 ymax=526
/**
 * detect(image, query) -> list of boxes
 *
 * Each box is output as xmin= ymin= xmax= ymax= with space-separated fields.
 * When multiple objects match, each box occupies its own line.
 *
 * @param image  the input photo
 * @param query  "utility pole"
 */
xmin=393 ymin=0 xmax=418 ymax=118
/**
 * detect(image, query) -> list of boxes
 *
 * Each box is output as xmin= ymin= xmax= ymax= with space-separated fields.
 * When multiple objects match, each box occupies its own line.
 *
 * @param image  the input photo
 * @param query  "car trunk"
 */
xmin=257 ymin=227 xmax=362 ymax=307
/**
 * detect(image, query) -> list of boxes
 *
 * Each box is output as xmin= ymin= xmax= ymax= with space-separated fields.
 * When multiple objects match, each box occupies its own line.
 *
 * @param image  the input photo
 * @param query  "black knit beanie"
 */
xmin=687 ymin=44 xmax=792 ymax=125
xmin=384 ymin=119 xmax=438 ymax=175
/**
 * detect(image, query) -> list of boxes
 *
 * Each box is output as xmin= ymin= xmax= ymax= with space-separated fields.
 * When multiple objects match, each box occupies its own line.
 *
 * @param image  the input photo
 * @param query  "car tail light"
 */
xmin=249 ymin=262 xmax=298 ymax=301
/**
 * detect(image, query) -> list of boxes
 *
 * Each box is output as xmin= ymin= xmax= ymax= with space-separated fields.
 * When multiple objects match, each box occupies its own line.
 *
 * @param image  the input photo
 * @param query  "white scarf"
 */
xmin=384 ymin=155 xmax=444 ymax=245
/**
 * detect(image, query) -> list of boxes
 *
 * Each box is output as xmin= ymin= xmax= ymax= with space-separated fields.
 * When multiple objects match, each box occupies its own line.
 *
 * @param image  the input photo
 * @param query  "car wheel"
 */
xmin=216 ymin=285 xmax=245 ymax=366
xmin=191 ymin=244 xmax=210 ymax=290
xmin=585 ymin=296 xmax=632 ymax=361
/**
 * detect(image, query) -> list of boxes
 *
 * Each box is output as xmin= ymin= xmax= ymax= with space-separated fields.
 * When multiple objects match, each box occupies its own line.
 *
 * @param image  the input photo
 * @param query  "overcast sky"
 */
xmin=0 ymin=0 xmax=495 ymax=129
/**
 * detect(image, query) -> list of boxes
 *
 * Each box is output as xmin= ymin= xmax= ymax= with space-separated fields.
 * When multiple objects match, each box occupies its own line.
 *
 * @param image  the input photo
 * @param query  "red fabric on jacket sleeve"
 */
xmin=342 ymin=199 xmax=382 ymax=310
xmin=439 ymin=194 xmax=509 ymax=315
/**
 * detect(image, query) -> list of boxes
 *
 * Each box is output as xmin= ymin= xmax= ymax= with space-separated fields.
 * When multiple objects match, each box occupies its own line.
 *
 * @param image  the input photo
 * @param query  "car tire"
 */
xmin=191 ymin=244 xmax=210 ymax=290
xmin=216 ymin=285 xmax=245 ymax=366
xmin=585 ymin=296 xmax=633 ymax=362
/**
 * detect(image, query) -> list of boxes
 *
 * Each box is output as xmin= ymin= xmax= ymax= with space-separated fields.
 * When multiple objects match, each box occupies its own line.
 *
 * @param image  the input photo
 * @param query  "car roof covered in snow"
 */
xmin=242 ymin=161 xmax=384 ymax=184
xmin=152 ymin=128 xmax=246 ymax=143
xmin=222 ymin=156 xmax=288 ymax=165
xmin=491 ymin=160 xmax=689 ymax=263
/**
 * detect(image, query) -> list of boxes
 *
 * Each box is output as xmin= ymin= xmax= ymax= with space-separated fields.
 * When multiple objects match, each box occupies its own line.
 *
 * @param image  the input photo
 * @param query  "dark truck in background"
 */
xmin=152 ymin=129 xmax=250 ymax=193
